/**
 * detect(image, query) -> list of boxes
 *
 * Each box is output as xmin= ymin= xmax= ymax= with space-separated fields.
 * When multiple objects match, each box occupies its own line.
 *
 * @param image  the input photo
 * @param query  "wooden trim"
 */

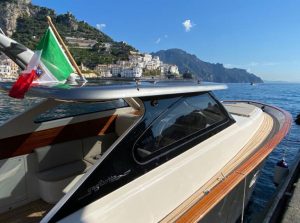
xmin=162 ymin=102 xmax=291 ymax=223
xmin=0 ymin=199 xmax=53 ymax=223
xmin=0 ymin=115 xmax=117 ymax=160
xmin=99 ymin=115 xmax=117 ymax=135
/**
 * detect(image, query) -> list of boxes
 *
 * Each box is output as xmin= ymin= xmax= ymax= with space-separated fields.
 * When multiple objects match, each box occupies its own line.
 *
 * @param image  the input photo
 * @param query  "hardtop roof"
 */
xmin=0 ymin=80 xmax=227 ymax=101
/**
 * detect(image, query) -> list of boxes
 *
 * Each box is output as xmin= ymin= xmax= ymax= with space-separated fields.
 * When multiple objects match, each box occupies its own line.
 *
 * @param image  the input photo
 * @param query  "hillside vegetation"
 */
xmin=0 ymin=0 xmax=136 ymax=69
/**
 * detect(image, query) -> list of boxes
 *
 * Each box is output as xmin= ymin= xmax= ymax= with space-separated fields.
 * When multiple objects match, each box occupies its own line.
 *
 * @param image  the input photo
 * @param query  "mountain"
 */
xmin=0 ymin=0 xmax=136 ymax=69
xmin=152 ymin=49 xmax=263 ymax=83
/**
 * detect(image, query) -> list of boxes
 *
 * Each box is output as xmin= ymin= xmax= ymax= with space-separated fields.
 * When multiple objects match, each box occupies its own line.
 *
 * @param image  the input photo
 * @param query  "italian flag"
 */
xmin=9 ymin=27 xmax=76 ymax=99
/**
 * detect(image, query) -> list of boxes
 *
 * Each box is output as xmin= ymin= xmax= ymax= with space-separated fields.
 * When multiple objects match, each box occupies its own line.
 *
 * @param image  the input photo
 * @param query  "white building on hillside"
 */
xmin=95 ymin=64 xmax=112 ymax=77
xmin=1 ymin=58 xmax=19 ymax=75
xmin=116 ymin=60 xmax=133 ymax=67
xmin=111 ymin=65 xmax=122 ymax=77
xmin=169 ymin=65 xmax=179 ymax=74
xmin=66 ymin=37 xmax=98 ymax=49
xmin=0 ymin=65 xmax=11 ymax=75
xmin=143 ymin=54 xmax=152 ymax=62
xmin=160 ymin=64 xmax=179 ymax=75
xmin=146 ymin=59 xmax=161 ymax=70
xmin=121 ymin=66 xmax=142 ymax=78
xmin=93 ymin=51 xmax=180 ymax=78
xmin=129 ymin=55 xmax=143 ymax=64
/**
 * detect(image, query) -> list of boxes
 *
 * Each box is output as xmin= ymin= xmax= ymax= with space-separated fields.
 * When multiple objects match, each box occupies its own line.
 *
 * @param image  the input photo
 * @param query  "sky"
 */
xmin=32 ymin=0 xmax=300 ymax=82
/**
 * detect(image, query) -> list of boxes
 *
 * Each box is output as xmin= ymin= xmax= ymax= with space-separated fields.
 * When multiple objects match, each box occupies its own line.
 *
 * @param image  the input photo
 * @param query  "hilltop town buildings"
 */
xmin=95 ymin=52 xmax=179 ymax=78
xmin=66 ymin=37 xmax=98 ymax=49
xmin=0 ymin=39 xmax=180 ymax=80
xmin=65 ymin=36 xmax=180 ymax=78
xmin=0 ymin=54 xmax=19 ymax=79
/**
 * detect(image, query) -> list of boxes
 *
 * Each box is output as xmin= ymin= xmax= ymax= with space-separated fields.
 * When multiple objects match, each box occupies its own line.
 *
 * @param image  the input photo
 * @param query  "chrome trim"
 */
xmin=24 ymin=83 xmax=227 ymax=101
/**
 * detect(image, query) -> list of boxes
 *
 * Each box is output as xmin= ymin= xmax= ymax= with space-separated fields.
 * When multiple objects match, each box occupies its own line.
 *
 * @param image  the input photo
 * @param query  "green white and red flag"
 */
xmin=9 ymin=27 xmax=76 ymax=99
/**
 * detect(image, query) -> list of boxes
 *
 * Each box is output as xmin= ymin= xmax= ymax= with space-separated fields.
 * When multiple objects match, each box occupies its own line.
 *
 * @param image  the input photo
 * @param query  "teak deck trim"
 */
xmin=161 ymin=103 xmax=291 ymax=223
xmin=0 ymin=199 xmax=53 ymax=223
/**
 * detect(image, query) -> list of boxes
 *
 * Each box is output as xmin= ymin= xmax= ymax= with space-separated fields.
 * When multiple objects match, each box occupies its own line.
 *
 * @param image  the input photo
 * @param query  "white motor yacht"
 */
xmin=0 ymin=33 xmax=291 ymax=223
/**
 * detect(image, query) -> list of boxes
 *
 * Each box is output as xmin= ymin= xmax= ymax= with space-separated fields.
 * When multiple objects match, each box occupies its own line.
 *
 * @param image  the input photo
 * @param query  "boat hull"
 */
xmin=167 ymin=101 xmax=291 ymax=223
xmin=199 ymin=163 xmax=263 ymax=223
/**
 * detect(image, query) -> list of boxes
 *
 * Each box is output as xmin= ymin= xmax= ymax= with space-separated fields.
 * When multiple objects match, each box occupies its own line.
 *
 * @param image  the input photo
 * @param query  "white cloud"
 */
xmin=155 ymin=34 xmax=168 ymax=44
xmin=155 ymin=38 xmax=161 ymax=44
xmin=182 ymin=19 xmax=194 ymax=32
xmin=262 ymin=62 xmax=277 ymax=66
xmin=249 ymin=62 xmax=259 ymax=67
xmin=224 ymin=64 xmax=235 ymax=68
xmin=248 ymin=62 xmax=278 ymax=67
xmin=96 ymin=23 xmax=106 ymax=31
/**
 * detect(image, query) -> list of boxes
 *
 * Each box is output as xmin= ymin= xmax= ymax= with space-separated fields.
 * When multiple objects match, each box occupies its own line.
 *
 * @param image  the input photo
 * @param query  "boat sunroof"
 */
xmin=0 ymin=80 xmax=227 ymax=101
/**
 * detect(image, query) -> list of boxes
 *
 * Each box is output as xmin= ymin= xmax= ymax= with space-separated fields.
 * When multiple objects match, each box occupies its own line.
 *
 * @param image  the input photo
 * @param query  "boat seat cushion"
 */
xmin=35 ymin=140 xmax=83 ymax=172
xmin=115 ymin=114 xmax=139 ymax=136
xmin=36 ymin=160 xmax=91 ymax=204
xmin=38 ymin=173 xmax=86 ymax=204
xmin=37 ymin=160 xmax=91 ymax=182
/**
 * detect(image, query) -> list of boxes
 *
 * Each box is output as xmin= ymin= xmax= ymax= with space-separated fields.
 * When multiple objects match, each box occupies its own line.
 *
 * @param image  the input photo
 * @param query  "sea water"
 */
xmin=0 ymin=83 xmax=300 ymax=221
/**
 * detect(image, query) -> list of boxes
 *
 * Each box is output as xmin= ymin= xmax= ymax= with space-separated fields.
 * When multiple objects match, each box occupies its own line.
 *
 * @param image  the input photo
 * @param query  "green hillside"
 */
xmin=1 ymin=1 xmax=136 ymax=69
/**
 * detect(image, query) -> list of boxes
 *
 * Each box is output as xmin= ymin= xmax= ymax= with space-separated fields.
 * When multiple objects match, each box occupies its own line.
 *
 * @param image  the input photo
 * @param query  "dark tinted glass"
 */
xmin=135 ymin=93 xmax=226 ymax=161
xmin=34 ymin=99 xmax=128 ymax=123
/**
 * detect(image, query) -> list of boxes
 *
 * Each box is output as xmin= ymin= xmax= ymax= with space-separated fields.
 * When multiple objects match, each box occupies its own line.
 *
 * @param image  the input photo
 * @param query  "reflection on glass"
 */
xmin=136 ymin=94 xmax=226 ymax=159
xmin=34 ymin=99 xmax=128 ymax=123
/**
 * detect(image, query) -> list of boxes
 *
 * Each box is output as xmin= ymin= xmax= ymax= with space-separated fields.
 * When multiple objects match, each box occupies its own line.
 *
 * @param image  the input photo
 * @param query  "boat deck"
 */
xmin=0 ymin=200 xmax=53 ymax=223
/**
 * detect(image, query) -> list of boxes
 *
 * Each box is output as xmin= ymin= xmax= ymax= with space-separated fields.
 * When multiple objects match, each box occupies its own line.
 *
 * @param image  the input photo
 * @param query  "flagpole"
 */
xmin=46 ymin=16 xmax=86 ymax=81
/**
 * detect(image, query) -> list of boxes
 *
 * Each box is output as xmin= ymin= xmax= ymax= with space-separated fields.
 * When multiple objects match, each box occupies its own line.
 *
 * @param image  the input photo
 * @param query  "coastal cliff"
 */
xmin=0 ymin=0 xmax=31 ymax=36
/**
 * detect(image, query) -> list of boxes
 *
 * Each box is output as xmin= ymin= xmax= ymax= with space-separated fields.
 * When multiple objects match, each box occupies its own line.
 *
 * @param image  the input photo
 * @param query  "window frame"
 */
xmin=132 ymin=92 xmax=234 ymax=164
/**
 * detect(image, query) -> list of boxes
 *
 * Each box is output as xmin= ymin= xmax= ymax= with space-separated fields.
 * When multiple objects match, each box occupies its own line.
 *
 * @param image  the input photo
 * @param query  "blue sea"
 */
xmin=0 ymin=82 xmax=300 ymax=221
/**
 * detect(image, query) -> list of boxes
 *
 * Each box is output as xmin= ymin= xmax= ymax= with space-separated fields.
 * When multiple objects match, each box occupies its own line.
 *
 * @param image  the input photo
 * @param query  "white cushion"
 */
xmin=37 ymin=160 xmax=91 ymax=181
xmin=35 ymin=140 xmax=83 ymax=172
xmin=38 ymin=174 xmax=84 ymax=204
xmin=37 ymin=160 xmax=91 ymax=204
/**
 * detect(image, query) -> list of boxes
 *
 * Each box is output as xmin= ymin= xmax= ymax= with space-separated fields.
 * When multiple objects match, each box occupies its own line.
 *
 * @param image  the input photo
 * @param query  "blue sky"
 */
xmin=32 ymin=0 xmax=300 ymax=82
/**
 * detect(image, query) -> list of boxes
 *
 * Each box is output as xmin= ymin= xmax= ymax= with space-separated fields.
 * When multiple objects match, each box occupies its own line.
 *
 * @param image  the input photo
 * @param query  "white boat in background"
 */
xmin=0 ymin=32 xmax=292 ymax=223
